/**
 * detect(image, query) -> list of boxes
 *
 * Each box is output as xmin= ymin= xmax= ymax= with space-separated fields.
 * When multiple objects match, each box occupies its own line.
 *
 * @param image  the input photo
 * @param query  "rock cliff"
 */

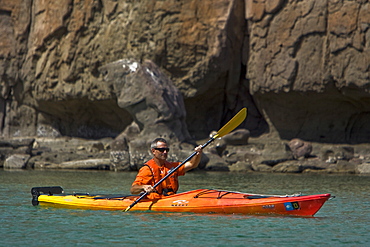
xmin=0 ymin=0 xmax=369 ymax=150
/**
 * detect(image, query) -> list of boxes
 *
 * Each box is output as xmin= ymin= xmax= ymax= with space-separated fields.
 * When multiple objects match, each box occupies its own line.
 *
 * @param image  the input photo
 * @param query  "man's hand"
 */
xmin=194 ymin=145 xmax=203 ymax=154
xmin=183 ymin=145 xmax=203 ymax=172
xmin=130 ymin=184 xmax=156 ymax=194
xmin=142 ymin=185 xmax=155 ymax=193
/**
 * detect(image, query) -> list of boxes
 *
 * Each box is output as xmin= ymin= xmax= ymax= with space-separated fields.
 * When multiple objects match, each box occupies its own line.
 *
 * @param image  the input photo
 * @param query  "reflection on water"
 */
xmin=1 ymin=170 xmax=369 ymax=246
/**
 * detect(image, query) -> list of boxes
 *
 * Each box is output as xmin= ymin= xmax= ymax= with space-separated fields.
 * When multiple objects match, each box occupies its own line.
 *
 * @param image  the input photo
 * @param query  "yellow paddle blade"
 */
xmin=213 ymin=108 xmax=247 ymax=139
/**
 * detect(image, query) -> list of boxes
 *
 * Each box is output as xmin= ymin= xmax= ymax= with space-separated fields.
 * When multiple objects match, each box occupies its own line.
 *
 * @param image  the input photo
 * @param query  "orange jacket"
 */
xmin=132 ymin=159 xmax=185 ymax=200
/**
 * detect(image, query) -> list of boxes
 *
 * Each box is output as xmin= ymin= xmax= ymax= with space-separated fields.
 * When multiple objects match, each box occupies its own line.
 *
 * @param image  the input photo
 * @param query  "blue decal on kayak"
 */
xmin=284 ymin=202 xmax=300 ymax=211
xmin=284 ymin=202 xmax=294 ymax=211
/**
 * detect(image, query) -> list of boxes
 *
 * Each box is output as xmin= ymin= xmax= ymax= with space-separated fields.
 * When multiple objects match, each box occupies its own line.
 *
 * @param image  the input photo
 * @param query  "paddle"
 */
xmin=124 ymin=107 xmax=247 ymax=212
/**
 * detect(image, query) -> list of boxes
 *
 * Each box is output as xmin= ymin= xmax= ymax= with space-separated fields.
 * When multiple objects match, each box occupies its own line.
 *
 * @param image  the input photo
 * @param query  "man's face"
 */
xmin=152 ymin=141 xmax=169 ymax=160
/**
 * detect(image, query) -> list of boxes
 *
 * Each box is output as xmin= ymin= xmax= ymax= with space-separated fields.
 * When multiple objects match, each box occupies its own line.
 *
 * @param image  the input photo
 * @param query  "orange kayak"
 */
xmin=31 ymin=187 xmax=331 ymax=216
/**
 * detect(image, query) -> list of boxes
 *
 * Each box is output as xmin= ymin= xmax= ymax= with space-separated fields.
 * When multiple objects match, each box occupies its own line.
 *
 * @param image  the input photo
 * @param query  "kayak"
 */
xmin=31 ymin=186 xmax=332 ymax=216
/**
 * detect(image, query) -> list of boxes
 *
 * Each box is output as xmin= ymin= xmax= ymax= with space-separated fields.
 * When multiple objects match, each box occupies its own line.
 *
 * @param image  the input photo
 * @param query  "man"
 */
xmin=130 ymin=137 xmax=203 ymax=199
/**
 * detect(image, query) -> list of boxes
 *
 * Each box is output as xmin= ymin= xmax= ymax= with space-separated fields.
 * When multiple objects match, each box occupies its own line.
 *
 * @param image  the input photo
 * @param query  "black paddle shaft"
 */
xmin=125 ymin=138 xmax=215 ymax=211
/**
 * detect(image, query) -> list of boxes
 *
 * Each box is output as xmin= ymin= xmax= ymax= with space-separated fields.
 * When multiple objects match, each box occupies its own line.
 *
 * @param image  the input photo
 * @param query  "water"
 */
xmin=1 ymin=170 xmax=369 ymax=246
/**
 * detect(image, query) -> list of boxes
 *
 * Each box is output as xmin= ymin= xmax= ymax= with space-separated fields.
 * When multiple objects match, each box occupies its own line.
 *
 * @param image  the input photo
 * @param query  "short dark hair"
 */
xmin=150 ymin=138 xmax=168 ymax=149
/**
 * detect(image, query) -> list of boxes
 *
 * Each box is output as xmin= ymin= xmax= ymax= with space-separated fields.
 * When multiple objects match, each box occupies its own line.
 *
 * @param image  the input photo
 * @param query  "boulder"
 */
xmin=99 ymin=59 xmax=193 ymax=145
xmin=326 ymin=160 xmax=357 ymax=174
xmin=223 ymin=148 xmax=249 ymax=165
xmin=208 ymin=132 xmax=227 ymax=156
xmin=110 ymin=135 xmax=129 ymax=152
xmin=204 ymin=153 xmax=229 ymax=171
xmin=110 ymin=151 xmax=131 ymax=171
xmin=229 ymin=161 xmax=253 ymax=172
xmin=356 ymin=163 xmax=370 ymax=174
xmin=33 ymin=162 xmax=61 ymax=169
xmin=258 ymin=140 xmax=293 ymax=166
xmin=60 ymin=159 xmax=111 ymax=170
xmin=288 ymin=138 xmax=312 ymax=159
xmin=251 ymin=163 xmax=272 ymax=172
xmin=109 ymin=133 xmax=131 ymax=171
xmin=320 ymin=146 xmax=355 ymax=163
xmin=272 ymin=160 xmax=303 ymax=173
xmin=221 ymin=129 xmax=250 ymax=146
xmin=300 ymin=158 xmax=330 ymax=172
xmin=0 ymin=138 xmax=35 ymax=167
xmin=4 ymin=154 xmax=30 ymax=169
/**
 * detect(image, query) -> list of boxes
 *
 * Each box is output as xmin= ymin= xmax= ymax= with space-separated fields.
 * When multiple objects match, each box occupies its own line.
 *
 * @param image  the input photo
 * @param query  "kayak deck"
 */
xmin=31 ymin=187 xmax=332 ymax=216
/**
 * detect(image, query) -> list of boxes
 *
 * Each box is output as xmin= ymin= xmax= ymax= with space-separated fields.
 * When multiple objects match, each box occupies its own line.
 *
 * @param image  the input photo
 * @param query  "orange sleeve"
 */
xmin=176 ymin=162 xmax=185 ymax=176
xmin=132 ymin=166 xmax=153 ymax=186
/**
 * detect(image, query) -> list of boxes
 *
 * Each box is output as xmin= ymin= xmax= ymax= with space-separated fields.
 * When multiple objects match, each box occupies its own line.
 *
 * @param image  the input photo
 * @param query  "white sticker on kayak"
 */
xmin=171 ymin=200 xmax=189 ymax=206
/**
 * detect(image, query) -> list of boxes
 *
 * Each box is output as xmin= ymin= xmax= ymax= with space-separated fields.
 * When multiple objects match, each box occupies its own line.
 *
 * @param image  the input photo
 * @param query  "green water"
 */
xmin=1 ymin=170 xmax=369 ymax=246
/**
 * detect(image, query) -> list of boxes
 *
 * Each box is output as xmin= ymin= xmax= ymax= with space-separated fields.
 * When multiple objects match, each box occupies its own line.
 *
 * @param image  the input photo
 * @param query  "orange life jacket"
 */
xmin=143 ymin=159 xmax=181 ymax=199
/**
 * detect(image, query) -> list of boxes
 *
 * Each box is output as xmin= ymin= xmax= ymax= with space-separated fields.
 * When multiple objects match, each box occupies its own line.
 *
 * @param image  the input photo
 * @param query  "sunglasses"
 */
xmin=154 ymin=148 xmax=170 ymax=152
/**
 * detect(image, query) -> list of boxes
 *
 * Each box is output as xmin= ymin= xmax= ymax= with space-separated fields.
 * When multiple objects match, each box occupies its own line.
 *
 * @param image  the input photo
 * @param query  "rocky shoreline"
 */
xmin=2 ymin=132 xmax=370 ymax=175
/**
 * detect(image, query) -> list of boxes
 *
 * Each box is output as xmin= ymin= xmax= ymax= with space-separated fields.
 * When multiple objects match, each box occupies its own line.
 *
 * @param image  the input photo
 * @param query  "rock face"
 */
xmin=0 ymin=0 xmax=370 ymax=154
xmin=246 ymin=0 xmax=370 ymax=143
xmin=0 ymin=0 xmax=259 ymax=141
